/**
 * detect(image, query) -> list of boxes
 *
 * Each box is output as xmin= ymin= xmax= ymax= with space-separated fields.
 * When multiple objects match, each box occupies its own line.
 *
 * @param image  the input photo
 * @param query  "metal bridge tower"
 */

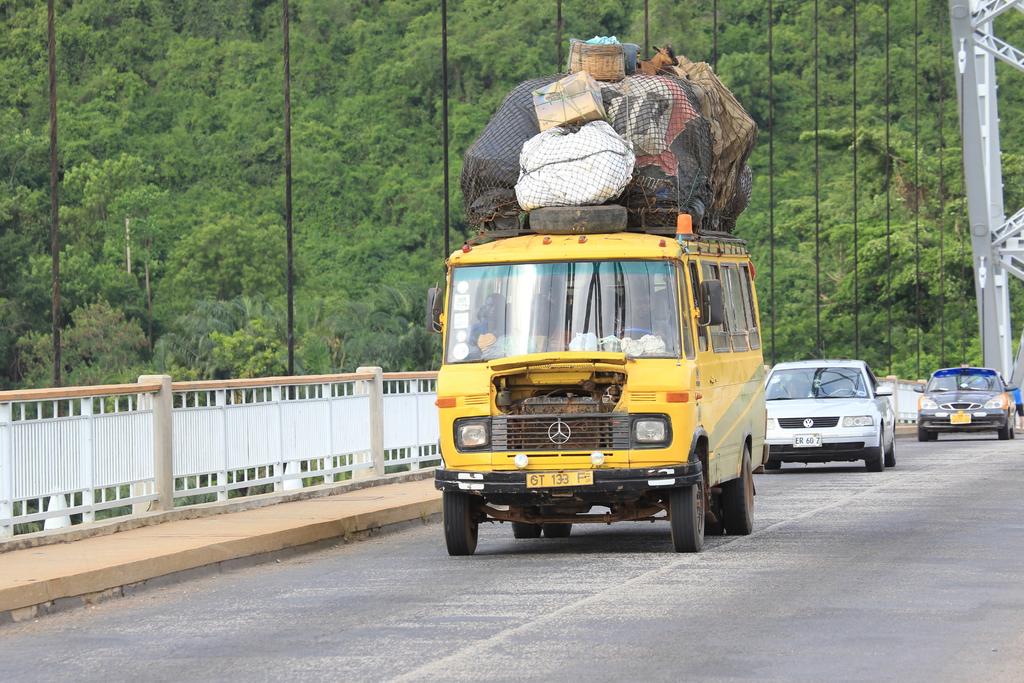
xmin=949 ymin=0 xmax=1024 ymax=380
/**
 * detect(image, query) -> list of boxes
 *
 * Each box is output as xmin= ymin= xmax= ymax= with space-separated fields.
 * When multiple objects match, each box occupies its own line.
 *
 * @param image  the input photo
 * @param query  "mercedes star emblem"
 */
xmin=547 ymin=419 xmax=572 ymax=445
xmin=803 ymin=418 xmax=814 ymax=428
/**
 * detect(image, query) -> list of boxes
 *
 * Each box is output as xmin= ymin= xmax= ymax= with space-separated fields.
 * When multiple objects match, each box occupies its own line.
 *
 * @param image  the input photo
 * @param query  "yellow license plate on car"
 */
xmin=526 ymin=471 xmax=594 ymax=488
xmin=951 ymin=412 xmax=972 ymax=425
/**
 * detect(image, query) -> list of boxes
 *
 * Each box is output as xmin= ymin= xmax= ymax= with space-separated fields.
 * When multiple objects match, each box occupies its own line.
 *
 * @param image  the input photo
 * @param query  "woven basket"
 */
xmin=568 ymin=41 xmax=626 ymax=81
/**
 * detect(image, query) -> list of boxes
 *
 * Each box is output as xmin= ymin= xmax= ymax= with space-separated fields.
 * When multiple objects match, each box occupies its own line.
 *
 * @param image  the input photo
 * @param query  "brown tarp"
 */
xmin=669 ymin=57 xmax=757 ymax=228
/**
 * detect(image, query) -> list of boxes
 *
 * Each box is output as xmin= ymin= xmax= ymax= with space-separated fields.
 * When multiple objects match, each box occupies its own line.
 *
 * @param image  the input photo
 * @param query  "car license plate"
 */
xmin=526 ymin=471 xmax=594 ymax=488
xmin=951 ymin=412 xmax=972 ymax=425
xmin=794 ymin=433 xmax=822 ymax=448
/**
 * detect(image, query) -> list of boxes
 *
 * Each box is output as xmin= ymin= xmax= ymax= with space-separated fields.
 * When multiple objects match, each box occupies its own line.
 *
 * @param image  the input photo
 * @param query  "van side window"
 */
xmin=677 ymin=265 xmax=695 ymax=359
xmin=701 ymin=262 xmax=730 ymax=353
xmin=688 ymin=261 xmax=708 ymax=352
xmin=721 ymin=265 xmax=749 ymax=352
xmin=739 ymin=266 xmax=761 ymax=350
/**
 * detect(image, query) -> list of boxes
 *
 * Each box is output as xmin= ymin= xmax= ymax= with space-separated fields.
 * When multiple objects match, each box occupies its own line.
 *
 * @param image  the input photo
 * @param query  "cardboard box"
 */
xmin=532 ymin=72 xmax=607 ymax=132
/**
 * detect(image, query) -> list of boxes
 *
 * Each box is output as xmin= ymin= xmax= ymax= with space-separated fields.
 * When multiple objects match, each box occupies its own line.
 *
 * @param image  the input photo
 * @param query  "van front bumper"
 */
xmin=435 ymin=463 xmax=701 ymax=505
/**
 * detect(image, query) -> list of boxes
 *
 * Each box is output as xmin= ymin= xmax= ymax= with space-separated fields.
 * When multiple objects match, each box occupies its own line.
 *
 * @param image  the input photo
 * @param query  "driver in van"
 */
xmin=468 ymin=292 xmax=507 ymax=359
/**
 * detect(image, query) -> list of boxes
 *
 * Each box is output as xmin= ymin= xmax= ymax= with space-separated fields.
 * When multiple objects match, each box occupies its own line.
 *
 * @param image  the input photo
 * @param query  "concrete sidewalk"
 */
xmin=0 ymin=478 xmax=441 ymax=622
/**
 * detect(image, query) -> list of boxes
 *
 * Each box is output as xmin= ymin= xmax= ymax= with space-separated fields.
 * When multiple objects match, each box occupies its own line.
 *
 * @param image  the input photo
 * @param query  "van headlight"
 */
xmin=633 ymin=417 xmax=669 ymax=445
xmin=842 ymin=415 xmax=874 ymax=427
xmin=455 ymin=419 xmax=490 ymax=450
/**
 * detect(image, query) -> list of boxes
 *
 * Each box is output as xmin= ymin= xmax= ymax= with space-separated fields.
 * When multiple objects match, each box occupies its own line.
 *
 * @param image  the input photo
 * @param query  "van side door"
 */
xmin=691 ymin=259 xmax=733 ymax=485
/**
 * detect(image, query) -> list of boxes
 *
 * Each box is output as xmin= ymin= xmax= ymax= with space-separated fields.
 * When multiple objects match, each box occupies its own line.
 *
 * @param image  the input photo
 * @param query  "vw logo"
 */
xmin=547 ymin=419 xmax=572 ymax=445
xmin=803 ymin=418 xmax=814 ymax=428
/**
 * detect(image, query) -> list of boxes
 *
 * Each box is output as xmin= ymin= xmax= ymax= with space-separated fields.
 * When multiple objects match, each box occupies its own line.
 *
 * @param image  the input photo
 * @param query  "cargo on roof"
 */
xmin=459 ymin=38 xmax=757 ymax=237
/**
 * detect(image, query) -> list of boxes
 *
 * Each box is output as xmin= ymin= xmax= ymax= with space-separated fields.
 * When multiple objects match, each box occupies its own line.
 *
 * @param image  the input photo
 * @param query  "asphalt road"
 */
xmin=3 ymin=434 xmax=1024 ymax=682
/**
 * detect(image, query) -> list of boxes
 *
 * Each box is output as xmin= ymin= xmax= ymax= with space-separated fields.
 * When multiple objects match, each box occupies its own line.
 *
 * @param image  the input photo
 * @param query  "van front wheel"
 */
xmin=668 ymin=484 xmax=704 ymax=553
xmin=443 ymin=491 xmax=479 ymax=556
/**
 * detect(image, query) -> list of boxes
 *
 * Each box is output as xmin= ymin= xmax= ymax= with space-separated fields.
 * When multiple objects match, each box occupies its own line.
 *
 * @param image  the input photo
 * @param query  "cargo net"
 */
xmin=461 ymin=73 xmax=736 ymax=233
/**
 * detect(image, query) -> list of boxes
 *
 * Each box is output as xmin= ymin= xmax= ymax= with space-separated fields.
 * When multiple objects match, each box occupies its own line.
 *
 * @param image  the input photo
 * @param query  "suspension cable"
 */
xmin=713 ymin=0 xmax=718 ymax=69
xmin=284 ymin=0 xmax=294 ymax=375
xmin=769 ymin=0 xmax=776 ymax=365
xmin=852 ymin=0 xmax=859 ymax=358
xmin=885 ymin=0 xmax=892 ymax=374
xmin=914 ymin=0 xmax=921 ymax=378
xmin=938 ymin=6 xmax=946 ymax=369
xmin=644 ymin=0 xmax=649 ymax=60
xmin=442 ymin=0 xmax=450 ymax=258
xmin=959 ymin=67 xmax=968 ymax=364
xmin=815 ymin=0 xmax=821 ymax=356
xmin=557 ymin=0 xmax=563 ymax=69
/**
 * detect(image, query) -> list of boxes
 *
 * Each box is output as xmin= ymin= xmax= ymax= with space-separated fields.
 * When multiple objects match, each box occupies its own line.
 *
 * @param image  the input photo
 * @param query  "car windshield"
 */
xmin=927 ymin=369 xmax=1000 ymax=392
xmin=766 ymin=367 xmax=868 ymax=400
xmin=446 ymin=260 xmax=684 ymax=363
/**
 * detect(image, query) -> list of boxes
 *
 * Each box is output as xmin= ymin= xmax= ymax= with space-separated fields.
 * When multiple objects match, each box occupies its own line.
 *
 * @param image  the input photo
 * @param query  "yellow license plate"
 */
xmin=951 ymin=412 xmax=972 ymax=425
xmin=526 ymin=471 xmax=594 ymax=488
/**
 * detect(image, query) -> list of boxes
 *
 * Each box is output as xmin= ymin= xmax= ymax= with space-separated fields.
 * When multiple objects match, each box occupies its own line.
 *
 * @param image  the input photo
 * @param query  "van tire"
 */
xmin=443 ymin=491 xmax=479 ymax=556
xmin=542 ymin=523 xmax=572 ymax=538
xmin=512 ymin=522 xmax=542 ymax=539
xmin=668 ymin=484 xmax=704 ymax=552
xmin=720 ymin=446 xmax=754 ymax=535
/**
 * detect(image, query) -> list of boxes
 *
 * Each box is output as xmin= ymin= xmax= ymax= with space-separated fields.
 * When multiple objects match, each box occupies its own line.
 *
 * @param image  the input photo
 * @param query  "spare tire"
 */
xmin=529 ymin=205 xmax=628 ymax=234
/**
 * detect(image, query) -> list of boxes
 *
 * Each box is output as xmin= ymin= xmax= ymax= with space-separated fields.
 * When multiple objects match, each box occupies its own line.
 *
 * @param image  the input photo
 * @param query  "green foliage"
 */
xmin=1 ymin=0 xmax=1022 ymax=388
xmin=17 ymin=300 xmax=148 ymax=386
xmin=211 ymin=318 xmax=286 ymax=378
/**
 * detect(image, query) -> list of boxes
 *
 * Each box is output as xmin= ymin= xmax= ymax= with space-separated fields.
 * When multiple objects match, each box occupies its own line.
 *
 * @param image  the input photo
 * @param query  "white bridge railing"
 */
xmin=0 ymin=368 xmax=438 ymax=537
xmin=887 ymin=377 xmax=926 ymax=424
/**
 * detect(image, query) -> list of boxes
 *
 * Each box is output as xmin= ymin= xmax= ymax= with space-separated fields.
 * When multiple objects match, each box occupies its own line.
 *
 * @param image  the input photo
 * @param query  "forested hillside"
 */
xmin=2 ymin=0 xmax=1022 ymax=388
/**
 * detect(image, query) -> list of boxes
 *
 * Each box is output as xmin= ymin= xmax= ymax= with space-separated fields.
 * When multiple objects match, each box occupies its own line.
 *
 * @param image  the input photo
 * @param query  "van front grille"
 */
xmin=491 ymin=414 xmax=631 ymax=451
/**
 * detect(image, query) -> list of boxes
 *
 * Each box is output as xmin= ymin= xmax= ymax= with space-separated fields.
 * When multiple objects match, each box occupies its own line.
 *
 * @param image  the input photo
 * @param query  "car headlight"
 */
xmin=918 ymin=397 xmax=938 ymax=410
xmin=455 ymin=420 xmax=489 ymax=449
xmin=842 ymin=415 xmax=874 ymax=427
xmin=633 ymin=418 xmax=669 ymax=444
xmin=984 ymin=395 xmax=1008 ymax=410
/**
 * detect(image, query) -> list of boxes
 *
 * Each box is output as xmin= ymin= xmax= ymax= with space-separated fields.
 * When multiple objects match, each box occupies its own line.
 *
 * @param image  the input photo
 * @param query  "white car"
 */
xmin=763 ymin=360 xmax=896 ymax=472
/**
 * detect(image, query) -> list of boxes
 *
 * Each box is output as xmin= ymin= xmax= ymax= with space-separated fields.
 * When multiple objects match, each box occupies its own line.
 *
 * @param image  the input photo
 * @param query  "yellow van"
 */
xmin=430 ymin=228 xmax=766 ymax=554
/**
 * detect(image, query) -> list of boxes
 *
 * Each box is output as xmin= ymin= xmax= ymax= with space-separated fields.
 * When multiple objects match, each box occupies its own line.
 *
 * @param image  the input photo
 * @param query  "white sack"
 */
xmin=515 ymin=120 xmax=635 ymax=211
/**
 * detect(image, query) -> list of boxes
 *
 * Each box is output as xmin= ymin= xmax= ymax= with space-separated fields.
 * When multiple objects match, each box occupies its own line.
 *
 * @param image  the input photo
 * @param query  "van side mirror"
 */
xmin=699 ymin=280 xmax=726 ymax=327
xmin=426 ymin=286 xmax=443 ymax=334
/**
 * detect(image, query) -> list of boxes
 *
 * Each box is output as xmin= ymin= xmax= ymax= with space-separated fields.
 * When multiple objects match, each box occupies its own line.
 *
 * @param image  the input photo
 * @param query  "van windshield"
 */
xmin=446 ymin=260 xmax=683 ymax=363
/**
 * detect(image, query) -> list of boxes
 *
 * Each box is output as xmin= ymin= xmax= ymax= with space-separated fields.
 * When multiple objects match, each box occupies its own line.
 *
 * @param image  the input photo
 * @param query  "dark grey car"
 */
xmin=916 ymin=367 xmax=1017 ymax=441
